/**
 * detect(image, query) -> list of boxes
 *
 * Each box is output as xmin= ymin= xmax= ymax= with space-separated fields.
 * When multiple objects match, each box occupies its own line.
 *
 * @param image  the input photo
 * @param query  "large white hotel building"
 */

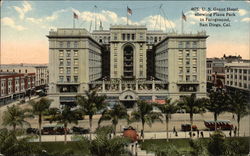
xmin=47 ymin=25 xmax=208 ymax=108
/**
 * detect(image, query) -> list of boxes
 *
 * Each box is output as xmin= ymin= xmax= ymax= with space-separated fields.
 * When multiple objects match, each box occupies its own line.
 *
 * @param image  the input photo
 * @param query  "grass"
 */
xmin=139 ymin=137 xmax=250 ymax=155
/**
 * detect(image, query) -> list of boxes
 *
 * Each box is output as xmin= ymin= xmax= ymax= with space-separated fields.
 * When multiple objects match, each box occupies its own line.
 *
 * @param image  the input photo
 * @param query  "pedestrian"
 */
xmin=234 ymin=129 xmax=237 ymax=137
xmin=173 ymin=126 xmax=176 ymax=133
xmin=175 ymin=131 xmax=178 ymax=137
xmin=201 ymin=131 xmax=204 ymax=138
xmin=189 ymin=131 xmax=191 ymax=137
xmin=232 ymin=114 xmax=235 ymax=120
xmin=140 ymin=129 xmax=144 ymax=139
xmin=229 ymin=130 xmax=232 ymax=137
xmin=197 ymin=129 xmax=200 ymax=138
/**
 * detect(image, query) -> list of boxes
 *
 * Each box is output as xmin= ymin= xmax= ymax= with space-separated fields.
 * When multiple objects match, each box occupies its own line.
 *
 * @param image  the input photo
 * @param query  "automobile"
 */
xmin=204 ymin=120 xmax=233 ymax=130
xmin=42 ymin=124 xmax=70 ymax=135
xmin=26 ymin=128 xmax=39 ymax=134
xmin=181 ymin=124 xmax=197 ymax=131
xmin=71 ymin=126 xmax=89 ymax=134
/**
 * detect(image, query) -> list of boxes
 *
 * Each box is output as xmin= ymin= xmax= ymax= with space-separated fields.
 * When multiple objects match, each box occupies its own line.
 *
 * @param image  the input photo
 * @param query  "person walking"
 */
xmin=197 ymin=129 xmax=200 ymax=138
xmin=200 ymin=131 xmax=204 ymax=138
xmin=229 ymin=130 xmax=232 ymax=137
xmin=173 ymin=126 xmax=176 ymax=134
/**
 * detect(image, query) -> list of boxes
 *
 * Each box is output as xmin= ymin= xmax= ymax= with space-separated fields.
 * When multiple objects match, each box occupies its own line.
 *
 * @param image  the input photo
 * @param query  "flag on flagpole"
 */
xmin=182 ymin=11 xmax=187 ymax=21
xmin=73 ymin=12 xmax=78 ymax=19
xmin=127 ymin=7 xmax=132 ymax=16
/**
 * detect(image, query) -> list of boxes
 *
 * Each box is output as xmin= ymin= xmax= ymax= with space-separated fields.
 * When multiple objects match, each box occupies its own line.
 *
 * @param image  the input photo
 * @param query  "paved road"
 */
xmin=1 ymin=97 xmax=249 ymax=139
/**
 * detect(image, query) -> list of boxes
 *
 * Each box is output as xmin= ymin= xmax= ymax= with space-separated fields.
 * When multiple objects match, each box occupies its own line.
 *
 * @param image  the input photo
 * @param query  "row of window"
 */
xmin=59 ymin=76 xmax=78 ymax=83
xmin=179 ymin=75 xmax=197 ymax=81
xmin=226 ymin=75 xmax=250 ymax=81
xmin=226 ymin=81 xmax=250 ymax=89
xmin=59 ymin=67 xmax=79 ymax=74
xmin=179 ymin=67 xmax=197 ymax=73
xmin=178 ymin=41 xmax=198 ymax=48
xmin=59 ymin=41 xmax=79 ymax=48
xmin=226 ymin=69 xmax=250 ymax=74
xmin=179 ymin=50 xmax=197 ymax=57
xmin=59 ymin=50 xmax=78 ymax=57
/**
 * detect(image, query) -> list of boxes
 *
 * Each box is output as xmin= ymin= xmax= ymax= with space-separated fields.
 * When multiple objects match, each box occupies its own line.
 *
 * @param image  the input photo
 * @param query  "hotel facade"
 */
xmin=47 ymin=25 xmax=208 ymax=108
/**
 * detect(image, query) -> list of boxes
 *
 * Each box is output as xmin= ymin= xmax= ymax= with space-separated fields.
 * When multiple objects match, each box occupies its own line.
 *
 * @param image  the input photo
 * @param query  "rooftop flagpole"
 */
xmin=181 ymin=11 xmax=187 ymax=34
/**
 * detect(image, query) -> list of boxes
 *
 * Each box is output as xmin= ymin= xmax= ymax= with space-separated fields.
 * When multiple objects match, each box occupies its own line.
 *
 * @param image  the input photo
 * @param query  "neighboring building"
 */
xmin=225 ymin=61 xmax=250 ymax=92
xmin=0 ymin=72 xmax=35 ymax=105
xmin=48 ymin=26 xmax=208 ymax=108
xmin=0 ymin=64 xmax=48 ymax=89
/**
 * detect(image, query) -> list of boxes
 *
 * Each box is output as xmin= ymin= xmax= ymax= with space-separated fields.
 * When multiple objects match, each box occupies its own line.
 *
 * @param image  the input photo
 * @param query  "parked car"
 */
xmin=42 ymin=124 xmax=70 ymax=135
xmin=204 ymin=120 xmax=233 ymax=130
xmin=181 ymin=124 xmax=197 ymax=131
xmin=71 ymin=126 xmax=89 ymax=134
xmin=26 ymin=128 xmax=38 ymax=134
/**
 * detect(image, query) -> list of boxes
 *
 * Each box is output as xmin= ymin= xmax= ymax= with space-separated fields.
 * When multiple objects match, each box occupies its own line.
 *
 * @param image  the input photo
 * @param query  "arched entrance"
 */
xmin=123 ymin=45 xmax=134 ymax=79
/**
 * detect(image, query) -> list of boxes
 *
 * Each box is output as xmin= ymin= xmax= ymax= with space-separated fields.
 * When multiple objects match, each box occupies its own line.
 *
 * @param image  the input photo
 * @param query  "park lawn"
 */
xmin=32 ymin=141 xmax=89 ymax=155
xmin=140 ymin=137 xmax=250 ymax=155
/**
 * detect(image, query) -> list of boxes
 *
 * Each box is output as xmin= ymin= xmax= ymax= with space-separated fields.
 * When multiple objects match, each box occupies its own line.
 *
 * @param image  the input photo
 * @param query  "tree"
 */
xmin=0 ymin=128 xmax=41 ymax=156
xmin=178 ymin=94 xmax=206 ymax=138
xmin=207 ymin=130 xmax=227 ymax=156
xmin=50 ymin=106 xmax=81 ymax=144
xmin=29 ymin=97 xmax=52 ymax=142
xmin=98 ymin=103 xmax=128 ymax=135
xmin=206 ymin=90 xmax=228 ymax=131
xmin=154 ymin=98 xmax=179 ymax=141
xmin=228 ymin=91 xmax=249 ymax=136
xmin=76 ymin=90 xmax=107 ymax=140
xmin=73 ymin=126 xmax=131 ymax=156
xmin=2 ymin=105 xmax=30 ymax=132
xmin=130 ymin=100 xmax=163 ymax=141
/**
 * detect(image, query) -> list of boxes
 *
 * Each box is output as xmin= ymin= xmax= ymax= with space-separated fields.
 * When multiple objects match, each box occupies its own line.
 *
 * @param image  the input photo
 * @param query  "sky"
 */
xmin=1 ymin=0 xmax=250 ymax=64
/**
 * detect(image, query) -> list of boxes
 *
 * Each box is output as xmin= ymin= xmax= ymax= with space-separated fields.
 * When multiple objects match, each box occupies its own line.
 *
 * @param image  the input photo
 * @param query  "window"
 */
xmin=59 ymin=42 xmax=63 ymax=48
xmin=139 ymin=33 xmax=143 ymax=40
xmin=244 ymin=76 xmax=247 ymax=80
xmin=186 ymin=51 xmax=190 ymax=57
xmin=25 ymin=69 xmax=27 ymax=73
xmin=239 ymin=69 xmax=242 ymax=73
xmin=66 ymin=76 xmax=71 ymax=82
xmin=66 ymin=59 xmax=71 ymax=66
xmin=235 ymin=75 xmax=237 ymax=79
xmin=66 ymin=67 xmax=71 ymax=74
xmin=67 ymin=51 xmax=70 ymax=57
xmin=140 ymin=71 xmax=143 ymax=76
xmin=186 ymin=42 xmax=190 ymax=48
xmin=193 ymin=58 xmax=197 ymax=65
xmin=74 ymin=67 xmax=78 ymax=74
xmin=74 ymin=59 xmax=78 ymax=66
xmin=179 ymin=50 xmax=183 ymax=57
xmin=178 ymin=59 xmax=183 ymax=65
xmin=127 ymin=34 xmax=130 ymax=40
xmin=67 ymin=41 xmax=70 ymax=48
xmin=74 ymin=50 xmax=78 ymax=56
xmin=193 ymin=42 xmax=197 ymax=48
xmin=193 ymin=75 xmax=197 ymax=81
xmin=186 ymin=75 xmax=190 ymax=81
xmin=186 ymin=67 xmax=190 ymax=73
xmin=154 ymin=37 xmax=157 ymax=42
xmin=234 ymin=69 xmax=237 ymax=73
xmin=244 ymin=83 xmax=247 ymax=88
xmin=74 ymin=76 xmax=78 ymax=82
xmin=59 ymin=76 xmax=64 ymax=82
xmin=122 ymin=34 xmax=125 ymax=40
xmin=243 ymin=70 xmax=247 ymax=74
xmin=59 ymin=59 xmax=64 ymax=66
xmin=193 ymin=67 xmax=197 ymax=73
xmin=132 ymin=34 xmax=135 ymax=40
xmin=186 ymin=60 xmax=190 ymax=65
xmin=193 ymin=50 xmax=197 ymax=57
xmin=178 ymin=42 xmax=183 ymax=48
xmin=59 ymin=50 xmax=64 ymax=57
xmin=19 ymin=70 xmax=21 ymax=73
xmin=179 ymin=75 xmax=183 ymax=81
xmin=114 ymin=33 xmax=117 ymax=40
xmin=179 ymin=67 xmax=183 ymax=73
xmin=59 ymin=67 xmax=64 ymax=74
xmin=74 ymin=41 xmax=78 ymax=48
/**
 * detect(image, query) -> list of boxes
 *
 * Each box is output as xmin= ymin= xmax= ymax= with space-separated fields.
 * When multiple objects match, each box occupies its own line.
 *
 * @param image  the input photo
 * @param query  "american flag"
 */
xmin=127 ymin=7 xmax=132 ymax=16
xmin=73 ymin=12 xmax=78 ymax=19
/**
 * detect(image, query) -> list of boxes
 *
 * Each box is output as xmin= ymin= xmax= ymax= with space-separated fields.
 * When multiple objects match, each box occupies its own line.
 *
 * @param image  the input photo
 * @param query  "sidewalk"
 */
xmin=30 ymin=130 xmax=248 ymax=142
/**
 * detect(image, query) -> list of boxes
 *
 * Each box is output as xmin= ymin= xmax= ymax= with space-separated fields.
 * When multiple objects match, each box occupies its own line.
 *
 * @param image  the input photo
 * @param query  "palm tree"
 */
xmin=98 ymin=103 xmax=128 ymax=135
xmin=76 ymin=90 xmax=107 ymax=140
xmin=130 ymin=100 xmax=163 ymax=141
xmin=29 ymin=97 xmax=52 ymax=142
xmin=2 ymin=105 xmax=30 ymax=132
xmin=228 ymin=91 xmax=249 ymax=136
xmin=154 ymin=98 xmax=179 ymax=141
xmin=178 ymin=94 xmax=206 ymax=138
xmin=206 ymin=90 xmax=228 ymax=131
xmin=50 ymin=106 xmax=81 ymax=144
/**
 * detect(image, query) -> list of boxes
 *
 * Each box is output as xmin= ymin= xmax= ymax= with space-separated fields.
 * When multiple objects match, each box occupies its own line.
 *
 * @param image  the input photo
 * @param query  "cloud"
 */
xmin=74 ymin=9 xmax=175 ymax=31
xmin=238 ymin=9 xmax=248 ymax=16
xmin=241 ymin=17 xmax=250 ymax=22
xmin=26 ymin=9 xmax=68 ymax=29
xmin=13 ymin=1 xmax=32 ymax=20
xmin=1 ymin=17 xmax=26 ymax=31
